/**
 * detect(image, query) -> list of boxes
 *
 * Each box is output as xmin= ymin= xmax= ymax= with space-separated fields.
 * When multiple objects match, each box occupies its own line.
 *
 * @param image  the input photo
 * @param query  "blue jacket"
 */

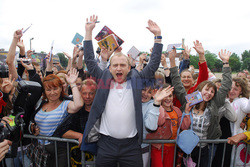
xmin=83 ymin=40 xmax=163 ymax=145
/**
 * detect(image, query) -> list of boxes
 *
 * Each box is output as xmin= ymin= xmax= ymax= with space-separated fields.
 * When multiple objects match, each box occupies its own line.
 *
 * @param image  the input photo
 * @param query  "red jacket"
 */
xmin=174 ymin=62 xmax=209 ymax=108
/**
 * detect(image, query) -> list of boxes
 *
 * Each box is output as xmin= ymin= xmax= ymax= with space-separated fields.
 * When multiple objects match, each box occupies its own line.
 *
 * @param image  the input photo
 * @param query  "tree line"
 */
xmin=190 ymin=50 xmax=250 ymax=72
xmin=57 ymin=50 xmax=250 ymax=73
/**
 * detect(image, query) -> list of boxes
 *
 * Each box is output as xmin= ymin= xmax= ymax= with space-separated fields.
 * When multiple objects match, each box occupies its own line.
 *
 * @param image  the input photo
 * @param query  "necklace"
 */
xmin=43 ymin=101 xmax=61 ymax=112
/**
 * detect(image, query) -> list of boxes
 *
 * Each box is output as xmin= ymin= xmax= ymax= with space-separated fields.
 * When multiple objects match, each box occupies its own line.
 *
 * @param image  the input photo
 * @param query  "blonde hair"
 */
xmin=56 ymin=70 xmax=68 ymax=84
xmin=110 ymin=52 xmax=131 ymax=67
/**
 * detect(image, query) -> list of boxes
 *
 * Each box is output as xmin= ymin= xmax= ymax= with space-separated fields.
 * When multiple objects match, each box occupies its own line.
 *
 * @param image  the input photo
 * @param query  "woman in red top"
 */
xmin=174 ymin=40 xmax=209 ymax=108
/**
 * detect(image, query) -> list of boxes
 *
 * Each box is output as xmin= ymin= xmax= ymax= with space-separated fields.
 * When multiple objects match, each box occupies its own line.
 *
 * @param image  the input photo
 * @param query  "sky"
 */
xmin=0 ymin=0 xmax=250 ymax=59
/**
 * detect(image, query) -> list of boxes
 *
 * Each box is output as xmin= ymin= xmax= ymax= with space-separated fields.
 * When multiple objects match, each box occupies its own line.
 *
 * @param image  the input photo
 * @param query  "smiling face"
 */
xmin=141 ymin=87 xmax=152 ymax=103
xmin=228 ymin=81 xmax=242 ymax=101
xmin=162 ymin=92 xmax=174 ymax=110
xmin=109 ymin=54 xmax=131 ymax=84
xmin=181 ymin=71 xmax=194 ymax=89
xmin=42 ymin=74 xmax=65 ymax=101
xmin=201 ymin=84 xmax=215 ymax=102
xmin=44 ymin=86 xmax=62 ymax=102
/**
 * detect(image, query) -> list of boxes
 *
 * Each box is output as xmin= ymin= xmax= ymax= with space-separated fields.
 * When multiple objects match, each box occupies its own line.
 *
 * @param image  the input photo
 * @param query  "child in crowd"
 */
xmin=147 ymin=83 xmax=191 ymax=167
xmin=141 ymin=84 xmax=174 ymax=167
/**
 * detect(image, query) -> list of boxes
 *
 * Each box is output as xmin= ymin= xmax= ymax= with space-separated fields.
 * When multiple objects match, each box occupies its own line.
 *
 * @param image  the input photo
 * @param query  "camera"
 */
xmin=12 ymin=80 xmax=42 ymax=115
xmin=0 ymin=80 xmax=42 ymax=142
xmin=0 ymin=64 xmax=9 ymax=78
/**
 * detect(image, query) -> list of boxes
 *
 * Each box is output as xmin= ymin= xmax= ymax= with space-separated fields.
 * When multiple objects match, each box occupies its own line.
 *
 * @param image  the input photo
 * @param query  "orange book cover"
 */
xmin=97 ymin=34 xmax=119 ymax=52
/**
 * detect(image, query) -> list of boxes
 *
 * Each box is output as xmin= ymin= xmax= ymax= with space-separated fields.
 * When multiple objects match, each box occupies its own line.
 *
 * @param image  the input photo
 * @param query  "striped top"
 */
xmin=192 ymin=108 xmax=211 ymax=147
xmin=35 ymin=100 xmax=70 ymax=144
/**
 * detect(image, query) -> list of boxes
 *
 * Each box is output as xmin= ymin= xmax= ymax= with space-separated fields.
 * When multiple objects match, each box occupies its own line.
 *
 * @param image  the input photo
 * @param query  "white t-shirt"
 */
xmin=230 ymin=97 xmax=250 ymax=136
xmin=99 ymin=80 xmax=137 ymax=139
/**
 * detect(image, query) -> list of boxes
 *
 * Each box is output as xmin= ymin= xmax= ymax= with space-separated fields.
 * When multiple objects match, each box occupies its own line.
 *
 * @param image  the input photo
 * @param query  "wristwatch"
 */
xmin=154 ymin=36 xmax=162 ymax=39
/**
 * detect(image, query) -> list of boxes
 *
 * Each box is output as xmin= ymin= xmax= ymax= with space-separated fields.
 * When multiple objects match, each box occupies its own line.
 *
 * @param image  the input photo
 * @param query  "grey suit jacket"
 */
xmin=83 ymin=40 xmax=163 ymax=144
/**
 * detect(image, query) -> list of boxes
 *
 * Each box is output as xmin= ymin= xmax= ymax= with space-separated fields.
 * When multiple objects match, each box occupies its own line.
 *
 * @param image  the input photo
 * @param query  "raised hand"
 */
xmin=100 ymin=46 xmax=113 ymax=62
xmin=13 ymin=29 xmax=23 ymax=40
xmin=45 ymin=53 xmax=53 ymax=65
xmin=168 ymin=48 xmax=177 ymax=61
xmin=185 ymin=102 xmax=193 ymax=114
xmin=139 ymin=53 xmax=147 ymax=64
xmin=66 ymin=68 xmax=79 ymax=85
xmin=154 ymin=86 xmax=174 ymax=105
xmin=183 ymin=45 xmax=191 ymax=59
xmin=17 ymin=39 xmax=25 ymax=49
xmin=127 ymin=54 xmax=136 ymax=67
xmin=218 ymin=49 xmax=231 ymax=63
xmin=63 ymin=52 xmax=72 ymax=59
xmin=73 ymin=45 xmax=80 ymax=58
xmin=20 ymin=59 xmax=34 ymax=70
xmin=146 ymin=20 xmax=161 ymax=36
xmin=1 ymin=74 xmax=15 ymax=94
xmin=114 ymin=47 xmax=122 ymax=53
xmin=27 ymin=50 xmax=33 ymax=59
xmin=193 ymin=40 xmax=204 ymax=56
xmin=85 ymin=15 xmax=98 ymax=32
xmin=161 ymin=54 xmax=167 ymax=67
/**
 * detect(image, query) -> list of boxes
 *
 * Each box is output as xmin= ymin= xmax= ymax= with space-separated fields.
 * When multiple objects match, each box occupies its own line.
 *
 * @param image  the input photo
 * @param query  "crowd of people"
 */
xmin=0 ymin=14 xmax=249 ymax=167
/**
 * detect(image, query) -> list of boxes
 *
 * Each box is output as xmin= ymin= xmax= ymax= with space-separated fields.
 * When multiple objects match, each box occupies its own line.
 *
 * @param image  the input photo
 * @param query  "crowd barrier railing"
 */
xmin=2 ymin=135 xmax=247 ymax=167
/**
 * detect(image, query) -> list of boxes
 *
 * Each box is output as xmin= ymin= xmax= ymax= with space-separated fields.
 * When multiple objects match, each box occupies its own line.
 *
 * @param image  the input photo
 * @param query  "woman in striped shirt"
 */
xmin=31 ymin=68 xmax=83 ymax=167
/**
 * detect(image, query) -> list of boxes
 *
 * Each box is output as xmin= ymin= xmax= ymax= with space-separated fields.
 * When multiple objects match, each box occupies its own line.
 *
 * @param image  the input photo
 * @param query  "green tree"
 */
xmin=241 ymin=50 xmax=250 ymax=71
xmin=242 ymin=57 xmax=250 ymax=71
xmin=229 ymin=53 xmax=241 ymax=72
xmin=214 ymin=59 xmax=223 ymax=72
xmin=204 ymin=51 xmax=219 ymax=71
xmin=57 ymin=53 xmax=68 ymax=68
xmin=189 ymin=55 xmax=199 ymax=69
xmin=241 ymin=50 xmax=250 ymax=62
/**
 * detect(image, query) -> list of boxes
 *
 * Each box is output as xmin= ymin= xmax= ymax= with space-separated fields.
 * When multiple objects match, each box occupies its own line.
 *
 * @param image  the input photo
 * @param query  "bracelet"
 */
xmin=223 ymin=62 xmax=229 ymax=65
xmin=153 ymin=103 xmax=160 ymax=107
xmin=154 ymin=36 xmax=162 ymax=39
xmin=71 ymin=84 xmax=77 ymax=89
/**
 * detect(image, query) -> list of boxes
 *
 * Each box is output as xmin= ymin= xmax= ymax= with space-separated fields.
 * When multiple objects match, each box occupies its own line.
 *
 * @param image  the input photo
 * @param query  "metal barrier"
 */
xmin=4 ymin=135 xmax=249 ymax=167
xmin=23 ymin=134 xmax=79 ymax=167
